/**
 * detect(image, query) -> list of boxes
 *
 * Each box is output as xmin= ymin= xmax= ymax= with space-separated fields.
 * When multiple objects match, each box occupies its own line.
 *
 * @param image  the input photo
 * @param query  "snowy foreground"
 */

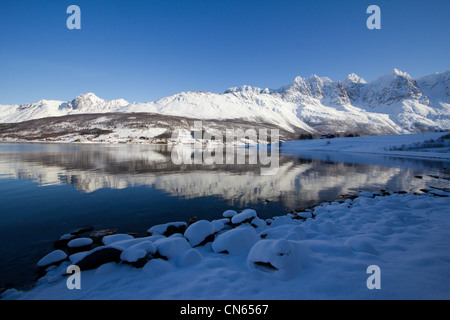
xmin=3 ymin=189 xmax=450 ymax=300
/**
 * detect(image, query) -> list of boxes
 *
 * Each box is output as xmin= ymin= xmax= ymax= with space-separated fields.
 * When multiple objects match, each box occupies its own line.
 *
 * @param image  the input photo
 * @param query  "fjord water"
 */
xmin=0 ymin=143 xmax=448 ymax=290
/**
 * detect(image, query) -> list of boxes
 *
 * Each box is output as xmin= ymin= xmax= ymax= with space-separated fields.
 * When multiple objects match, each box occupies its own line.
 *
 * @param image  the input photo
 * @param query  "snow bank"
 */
xmin=4 ymin=189 xmax=450 ymax=300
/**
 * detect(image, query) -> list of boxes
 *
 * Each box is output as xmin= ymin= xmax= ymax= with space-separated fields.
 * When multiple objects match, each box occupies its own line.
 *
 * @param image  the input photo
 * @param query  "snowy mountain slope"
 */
xmin=0 ymin=70 xmax=449 ymax=136
xmin=0 ymin=112 xmax=299 ymax=144
xmin=0 ymin=94 xmax=128 ymax=123
xmin=121 ymin=89 xmax=314 ymax=133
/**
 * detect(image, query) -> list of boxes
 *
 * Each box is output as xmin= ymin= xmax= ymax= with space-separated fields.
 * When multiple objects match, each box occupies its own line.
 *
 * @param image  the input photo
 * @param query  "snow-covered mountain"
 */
xmin=0 ymin=69 xmax=449 ymax=136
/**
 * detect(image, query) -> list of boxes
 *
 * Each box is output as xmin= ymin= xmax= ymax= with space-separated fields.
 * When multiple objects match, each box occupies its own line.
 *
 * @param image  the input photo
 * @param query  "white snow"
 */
xmin=211 ymin=226 xmax=259 ymax=255
xmin=109 ymin=236 xmax=163 ymax=251
xmin=282 ymin=132 xmax=450 ymax=160
xmin=231 ymin=209 xmax=257 ymax=224
xmin=176 ymin=249 xmax=203 ymax=268
xmin=59 ymin=234 xmax=75 ymax=241
xmin=102 ymin=234 xmax=134 ymax=246
xmin=222 ymin=210 xmax=238 ymax=218
xmin=147 ymin=222 xmax=187 ymax=236
xmin=67 ymin=238 xmax=93 ymax=248
xmin=4 ymin=189 xmax=450 ymax=300
xmin=120 ymin=241 xmax=156 ymax=263
xmin=36 ymin=250 xmax=67 ymax=268
xmin=247 ymin=239 xmax=312 ymax=279
xmin=154 ymin=237 xmax=191 ymax=260
xmin=142 ymin=259 xmax=173 ymax=278
xmin=211 ymin=218 xmax=229 ymax=233
xmin=183 ymin=220 xmax=215 ymax=247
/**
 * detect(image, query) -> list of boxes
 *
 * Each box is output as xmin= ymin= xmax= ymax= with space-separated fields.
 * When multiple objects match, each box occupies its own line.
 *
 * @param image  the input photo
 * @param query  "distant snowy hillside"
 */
xmin=0 ymin=70 xmax=449 ymax=136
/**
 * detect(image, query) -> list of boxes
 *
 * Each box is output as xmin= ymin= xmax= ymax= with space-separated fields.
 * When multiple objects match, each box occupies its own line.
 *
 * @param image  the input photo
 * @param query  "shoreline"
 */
xmin=2 ymin=132 xmax=450 ymax=162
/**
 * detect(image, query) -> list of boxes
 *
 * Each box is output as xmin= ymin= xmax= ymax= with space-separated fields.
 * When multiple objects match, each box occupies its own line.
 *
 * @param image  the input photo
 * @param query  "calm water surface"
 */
xmin=0 ymin=143 xmax=449 ymax=290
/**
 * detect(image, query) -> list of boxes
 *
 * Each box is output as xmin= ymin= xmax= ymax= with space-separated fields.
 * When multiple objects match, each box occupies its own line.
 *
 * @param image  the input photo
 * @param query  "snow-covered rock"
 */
xmin=211 ymin=218 xmax=229 ymax=233
xmin=222 ymin=210 xmax=238 ymax=218
xmin=250 ymin=217 xmax=267 ymax=228
xmin=143 ymin=259 xmax=173 ymax=278
xmin=269 ymin=215 xmax=296 ymax=228
xmin=120 ymin=241 xmax=156 ymax=266
xmin=76 ymin=247 xmax=122 ymax=271
xmin=147 ymin=222 xmax=187 ymax=236
xmin=67 ymin=238 xmax=93 ymax=248
xmin=154 ymin=237 xmax=191 ymax=260
xmin=211 ymin=226 xmax=259 ymax=255
xmin=176 ymin=248 xmax=203 ymax=267
xmin=36 ymin=250 xmax=67 ymax=268
xmin=183 ymin=220 xmax=215 ymax=247
xmin=102 ymin=234 xmax=134 ymax=246
xmin=247 ymin=239 xmax=311 ymax=279
xmin=231 ymin=209 xmax=258 ymax=225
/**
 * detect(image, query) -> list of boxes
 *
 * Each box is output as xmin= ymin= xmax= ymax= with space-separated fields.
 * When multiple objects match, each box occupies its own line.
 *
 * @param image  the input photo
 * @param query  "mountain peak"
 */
xmin=390 ymin=68 xmax=411 ymax=78
xmin=75 ymin=92 xmax=103 ymax=101
xmin=345 ymin=73 xmax=367 ymax=84
xmin=372 ymin=69 xmax=411 ymax=84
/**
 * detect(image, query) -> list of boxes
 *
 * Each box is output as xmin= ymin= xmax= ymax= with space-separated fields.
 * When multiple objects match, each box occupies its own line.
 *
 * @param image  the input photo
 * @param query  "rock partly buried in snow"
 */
xmin=231 ymin=209 xmax=257 ymax=225
xmin=267 ymin=215 xmax=296 ymax=228
xmin=120 ymin=241 xmax=156 ymax=268
xmin=247 ymin=239 xmax=311 ymax=279
xmin=69 ymin=251 xmax=90 ymax=265
xmin=250 ymin=217 xmax=267 ymax=228
xmin=260 ymin=224 xmax=305 ymax=240
xmin=184 ymin=220 xmax=215 ymax=247
xmin=68 ymin=237 xmax=93 ymax=247
xmin=102 ymin=234 xmax=134 ymax=246
xmin=109 ymin=235 xmax=164 ymax=251
xmin=296 ymin=212 xmax=313 ymax=219
xmin=223 ymin=210 xmax=238 ymax=218
xmin=177 ymin=248 xmax=203 ymax=267
xmin=154 ymin=237 xmax=191 ymax=260
xmin=143 ymin=259 xmax=173 ymax=278
xmin=147 ymin=222 xmax=187 ymax=237
xmin=76 ymin=247 xmax=122 ymax=271
xmin=37 ymin=250 xmax=68 ymax=268
xmin=212 ymin=226 xmax=259 ymax=255
xmin=67 ymin=237 xmax=93 ymax=254
xmin=211 ymin=218 xmax=229 ymax=233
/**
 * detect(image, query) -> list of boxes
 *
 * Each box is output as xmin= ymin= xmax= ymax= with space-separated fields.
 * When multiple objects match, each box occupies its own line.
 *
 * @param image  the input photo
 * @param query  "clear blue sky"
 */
xmin=0 ymin=0 xmax=449 ymax=105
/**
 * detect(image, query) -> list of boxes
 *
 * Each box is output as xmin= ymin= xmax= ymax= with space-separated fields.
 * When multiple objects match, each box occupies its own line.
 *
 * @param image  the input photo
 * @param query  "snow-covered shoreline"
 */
xmin=281 ymin=132 xmax=450 ymax=160
xmin=2 ymin=187 xmax=450 ymax=300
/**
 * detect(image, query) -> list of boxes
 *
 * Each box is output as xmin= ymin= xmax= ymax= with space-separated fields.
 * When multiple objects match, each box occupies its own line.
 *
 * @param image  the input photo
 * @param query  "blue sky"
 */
xmin=0 ymin=0 xmax=449 ymax=105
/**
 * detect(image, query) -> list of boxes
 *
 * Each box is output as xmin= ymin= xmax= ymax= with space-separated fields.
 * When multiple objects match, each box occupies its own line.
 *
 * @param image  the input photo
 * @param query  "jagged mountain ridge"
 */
xmin=0 ymin=69 xmax=449 ymax=136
